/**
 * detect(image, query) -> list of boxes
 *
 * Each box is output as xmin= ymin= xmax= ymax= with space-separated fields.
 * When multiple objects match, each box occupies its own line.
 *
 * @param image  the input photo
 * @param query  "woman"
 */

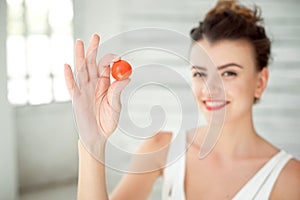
xmin=64 ymin=0 xmax=300 ymax=199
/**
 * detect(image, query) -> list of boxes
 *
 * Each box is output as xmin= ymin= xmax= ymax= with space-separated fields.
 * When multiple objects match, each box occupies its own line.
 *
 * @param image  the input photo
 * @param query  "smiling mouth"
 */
xmin=202 ymin=100 xmax=229 ymax=111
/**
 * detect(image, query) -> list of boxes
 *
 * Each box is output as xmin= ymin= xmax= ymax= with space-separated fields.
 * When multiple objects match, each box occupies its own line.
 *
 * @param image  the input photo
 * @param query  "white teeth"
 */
xmin=205 ymin=101 xmax=226 ymax=107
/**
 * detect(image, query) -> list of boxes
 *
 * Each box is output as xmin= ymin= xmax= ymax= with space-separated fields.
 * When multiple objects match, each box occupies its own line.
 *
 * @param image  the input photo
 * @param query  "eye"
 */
xmin=193 ymin=72 xmax=207 ymax=78
xmin=222 ymin=71 xmax=237 ymax=77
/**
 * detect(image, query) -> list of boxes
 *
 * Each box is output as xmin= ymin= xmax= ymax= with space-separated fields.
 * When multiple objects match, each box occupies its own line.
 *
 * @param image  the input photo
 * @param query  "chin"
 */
xmin=201 ymin=110 xmax=227 ymax=126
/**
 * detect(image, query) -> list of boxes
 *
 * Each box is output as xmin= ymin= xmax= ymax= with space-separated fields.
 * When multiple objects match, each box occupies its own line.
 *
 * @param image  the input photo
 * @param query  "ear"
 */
xmin=254 ymin=67 xmax=269 ymax=99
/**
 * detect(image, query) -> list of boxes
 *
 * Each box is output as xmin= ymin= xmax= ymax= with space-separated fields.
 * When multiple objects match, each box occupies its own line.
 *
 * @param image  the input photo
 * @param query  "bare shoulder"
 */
xmin=130 ymin=131 xmax=173 ymax=174
xmin=281 ymin=158 xmax=300 ymax=186
xmin=271 ymin=158 xmax=300 ymax=199
xmin=110 ymin=132 xmax=173 ymax=200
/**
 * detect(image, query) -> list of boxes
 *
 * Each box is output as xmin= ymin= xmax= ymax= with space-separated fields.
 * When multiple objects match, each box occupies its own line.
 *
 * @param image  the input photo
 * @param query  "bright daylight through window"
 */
xmin=6 ymin=0 xmax=74 ymax=105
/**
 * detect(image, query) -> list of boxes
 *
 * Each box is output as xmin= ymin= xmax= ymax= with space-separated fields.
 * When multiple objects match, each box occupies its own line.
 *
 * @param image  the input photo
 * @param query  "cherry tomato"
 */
xmin=111 ymin=60 xmax=132 ymax=81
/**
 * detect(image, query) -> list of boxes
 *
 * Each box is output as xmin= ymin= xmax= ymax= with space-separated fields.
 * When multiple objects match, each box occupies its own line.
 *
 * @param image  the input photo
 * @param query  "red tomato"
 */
xmin=111 ymin=60 xmax=132 ymax=81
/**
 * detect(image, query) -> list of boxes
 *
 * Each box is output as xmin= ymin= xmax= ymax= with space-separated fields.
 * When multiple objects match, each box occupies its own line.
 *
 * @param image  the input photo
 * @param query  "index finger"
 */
xmin=98 ymin=53 xmax=120 ymax=77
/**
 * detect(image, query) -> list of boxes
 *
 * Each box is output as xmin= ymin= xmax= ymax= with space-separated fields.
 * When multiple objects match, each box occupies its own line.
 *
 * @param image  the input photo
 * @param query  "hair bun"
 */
xmin=206 ymin=0 xmax=262 ymax=24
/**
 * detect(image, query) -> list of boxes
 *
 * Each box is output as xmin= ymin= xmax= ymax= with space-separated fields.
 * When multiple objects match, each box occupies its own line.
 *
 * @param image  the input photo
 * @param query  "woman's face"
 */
xmin=190 ymin=38 xmax=268 ymax=124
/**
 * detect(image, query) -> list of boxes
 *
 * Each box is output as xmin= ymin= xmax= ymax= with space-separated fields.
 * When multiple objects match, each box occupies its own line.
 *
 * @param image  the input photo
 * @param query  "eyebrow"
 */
xmin=191 ymin=63 xmax=244 ymax=71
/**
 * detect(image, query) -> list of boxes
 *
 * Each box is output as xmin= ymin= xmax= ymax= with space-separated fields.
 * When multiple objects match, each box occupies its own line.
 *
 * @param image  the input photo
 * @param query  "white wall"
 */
xmin=0 ymin=1 xmax=19 ymax=199
xmin=16 ymin=102 xmax=78 ymax=190
xmin=73 ymin=0 xmax=121 ymax=44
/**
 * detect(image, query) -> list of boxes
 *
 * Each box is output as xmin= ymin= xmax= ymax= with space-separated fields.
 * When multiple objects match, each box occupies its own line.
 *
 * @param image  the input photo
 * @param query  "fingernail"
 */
xmin=92 ymin=33 xmax=100 ymax=40
xmin=112 ymin=56 xmax=121 ymax=62
xmin=76 ymin=39 xmax=84 ymax=46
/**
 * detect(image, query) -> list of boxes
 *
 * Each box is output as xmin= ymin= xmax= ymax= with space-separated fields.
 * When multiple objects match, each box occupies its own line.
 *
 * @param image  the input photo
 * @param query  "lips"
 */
xmin=203 ymin=100 xmax=229 ymax=111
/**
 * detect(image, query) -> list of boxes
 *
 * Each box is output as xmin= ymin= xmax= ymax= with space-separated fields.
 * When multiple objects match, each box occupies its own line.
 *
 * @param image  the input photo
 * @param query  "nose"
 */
xmin=201 ymin=72 xmax=224 ymax=99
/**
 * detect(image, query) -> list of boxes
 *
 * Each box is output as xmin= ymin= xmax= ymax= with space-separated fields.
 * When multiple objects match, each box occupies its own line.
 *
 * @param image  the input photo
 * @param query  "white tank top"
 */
xmin=162 ymin=132 xmax=293 ymax=200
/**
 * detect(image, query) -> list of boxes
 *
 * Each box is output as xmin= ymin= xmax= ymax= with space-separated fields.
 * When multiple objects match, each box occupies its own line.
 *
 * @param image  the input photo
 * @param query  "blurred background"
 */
xmin=1 ymin=0 xmax=300 ymax=199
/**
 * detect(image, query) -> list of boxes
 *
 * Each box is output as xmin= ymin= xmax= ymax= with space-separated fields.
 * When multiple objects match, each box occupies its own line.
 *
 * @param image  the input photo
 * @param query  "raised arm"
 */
xmin=64 ymin=34 xmax=130 ymax=199
xmin=64 ymin=34 xmax=171 ymax=200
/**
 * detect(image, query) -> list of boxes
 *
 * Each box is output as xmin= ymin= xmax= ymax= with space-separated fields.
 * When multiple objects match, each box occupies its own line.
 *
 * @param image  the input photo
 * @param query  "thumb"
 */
xmin=107 ymin=78 xmax=131 ymax=111
xmin=114 ymin=78 xmax=131 ymax=96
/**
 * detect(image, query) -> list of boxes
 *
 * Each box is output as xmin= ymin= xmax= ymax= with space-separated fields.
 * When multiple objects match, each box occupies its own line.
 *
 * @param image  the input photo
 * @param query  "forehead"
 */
xmin=190 ymin=38 xmax=256 ymax=68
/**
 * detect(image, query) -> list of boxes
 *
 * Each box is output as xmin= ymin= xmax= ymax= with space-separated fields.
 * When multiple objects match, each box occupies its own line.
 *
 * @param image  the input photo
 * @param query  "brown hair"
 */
xmin=190 ymin=0 xmax=271 ymax=72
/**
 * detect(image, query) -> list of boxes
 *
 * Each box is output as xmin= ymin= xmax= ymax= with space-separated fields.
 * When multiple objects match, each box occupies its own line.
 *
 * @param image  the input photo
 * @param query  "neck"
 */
xmin=214 ymin=117 xmax=258 ymax=156
xmin=193 ymin=111 xmax=262 ymax=158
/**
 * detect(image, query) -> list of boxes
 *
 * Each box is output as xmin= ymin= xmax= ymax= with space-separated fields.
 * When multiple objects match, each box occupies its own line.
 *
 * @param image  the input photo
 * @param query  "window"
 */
xmin=6 ymin=0 xmax=74 ymax=105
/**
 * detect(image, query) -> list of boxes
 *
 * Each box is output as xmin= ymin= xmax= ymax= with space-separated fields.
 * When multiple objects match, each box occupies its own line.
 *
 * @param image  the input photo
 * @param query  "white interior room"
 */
xmin=1 ymin=0 xmax=300 ymax=199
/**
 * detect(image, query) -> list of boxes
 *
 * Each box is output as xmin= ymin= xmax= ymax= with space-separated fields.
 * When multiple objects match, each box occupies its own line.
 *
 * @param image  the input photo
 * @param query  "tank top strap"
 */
xmin=233 ymin=150 xmax=293 ymax=200
xmin=162 ymin=130 xmax=187 ymax=200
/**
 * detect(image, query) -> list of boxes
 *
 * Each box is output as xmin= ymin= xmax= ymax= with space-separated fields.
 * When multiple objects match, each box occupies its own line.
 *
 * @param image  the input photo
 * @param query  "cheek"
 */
xmin=192 ymin=80 xmax=204 ymax=99
xmin=192 ymin=82 xmax=200 ymax=99
xmin=225 ymin=78 xmax=256 ymax=101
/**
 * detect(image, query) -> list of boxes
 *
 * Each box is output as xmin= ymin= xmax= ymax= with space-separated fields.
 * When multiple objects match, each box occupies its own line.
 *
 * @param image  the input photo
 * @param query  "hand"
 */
xmin=64 ymin=34 xmax=130 ymax=160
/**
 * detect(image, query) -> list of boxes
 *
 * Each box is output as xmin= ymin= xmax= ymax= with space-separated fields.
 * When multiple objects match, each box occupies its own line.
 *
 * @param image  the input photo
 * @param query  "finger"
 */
xmin=107 ymin=79 xmax=131 ymax=112
xmin=95 ymin=67 xmax=110 ymax=104
xmin=77 ymin=60 xmax=89 ymax=87
xmin=96 ymin=54 xmax=119 ymax=97
xmin=98 ymin=53 xmax=120 ymax=77
xmin=86 ymin=34 xmax=100 ymax=57
xmin=86 ymin=34 xmax=100 ymax=80
xmin=64 ymin=64 xmax=76 ymax=98
xmin=75 ymin=39 xmax=85 ymax=74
